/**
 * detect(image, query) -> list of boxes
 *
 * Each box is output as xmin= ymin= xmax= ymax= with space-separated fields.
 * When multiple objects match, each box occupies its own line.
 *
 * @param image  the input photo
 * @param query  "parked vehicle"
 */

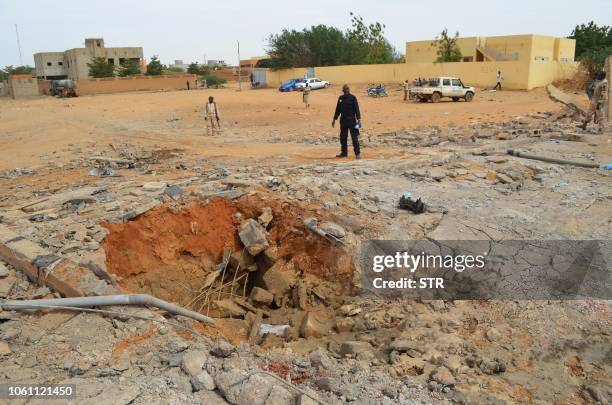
xmin=410 ymin=77 xmax=475 ymax=103
xmin=295 ymin=78 xmax=330 ymax=91
xmin=50 ymin=79 xmax=77 ymax=98
xmin=278 ymin=78 xmax=304 ymax=92
xmin=367 ymin=84 xmax=388 ymax=97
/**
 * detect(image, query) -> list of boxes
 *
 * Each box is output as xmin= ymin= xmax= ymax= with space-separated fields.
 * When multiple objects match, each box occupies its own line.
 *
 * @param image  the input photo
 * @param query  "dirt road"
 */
xmin=0 ymin=85 xmax=567 ymax=171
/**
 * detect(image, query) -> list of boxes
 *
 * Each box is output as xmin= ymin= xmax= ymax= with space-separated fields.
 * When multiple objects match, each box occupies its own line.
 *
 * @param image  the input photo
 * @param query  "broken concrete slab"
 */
xmin=300 ymin=312 xmax=330 ymax=338
xmin=258 ymin=207 xmax=273 ymax=228
xmin=319 ymin=222 xmax=345 ymax=238
xmin=339 ymin=341 xmax=372 ymax=357
xmin=181 ymin=350 xmax=208 ymax=377
xmin=547 ymin=84 xmax=588 ymax=116
xmin=250 ymin=287 xmax=273 ymax=306
xmin=0 ymin=262 xmax=8 ymax=278
xmin=238 ymin=219 xmax=269 ymax=256
xmin=262 ymin=260 xmax=296 ymax=297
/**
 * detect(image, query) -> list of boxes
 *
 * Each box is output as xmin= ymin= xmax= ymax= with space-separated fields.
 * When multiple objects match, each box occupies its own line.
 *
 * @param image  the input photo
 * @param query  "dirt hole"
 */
xmin=101 ymin=192 xmax=354 ymax=341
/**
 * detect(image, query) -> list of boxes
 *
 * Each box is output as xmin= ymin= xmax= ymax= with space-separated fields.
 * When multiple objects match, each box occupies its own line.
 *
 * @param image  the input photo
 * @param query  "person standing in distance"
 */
xmin=332 ymin=84 xmax=361 ymax=159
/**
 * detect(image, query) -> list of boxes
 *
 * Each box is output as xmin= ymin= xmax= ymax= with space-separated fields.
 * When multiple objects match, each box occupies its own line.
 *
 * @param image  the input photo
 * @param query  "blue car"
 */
xmin=279 ymin=78 xmax=304 ymax=92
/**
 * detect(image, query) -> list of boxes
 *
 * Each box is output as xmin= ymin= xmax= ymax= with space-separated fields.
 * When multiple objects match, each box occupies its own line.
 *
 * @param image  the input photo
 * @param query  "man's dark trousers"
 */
xmin=339 ymin=119 xmax=360 ymax=156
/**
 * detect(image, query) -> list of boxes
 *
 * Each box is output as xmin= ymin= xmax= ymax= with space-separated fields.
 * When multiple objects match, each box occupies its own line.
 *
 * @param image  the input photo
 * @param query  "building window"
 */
xmin=534 ymin=56 xmax=549 ymax=61
xmin=47 ymin=62 xmax=52 ymax=66
xmin=58 ymin=61 xmax=63 ymax=66
xmin=97 ymin=41 xmax=101 ymax=47
xmin=108 ymin=58 xmax=115 ymax=65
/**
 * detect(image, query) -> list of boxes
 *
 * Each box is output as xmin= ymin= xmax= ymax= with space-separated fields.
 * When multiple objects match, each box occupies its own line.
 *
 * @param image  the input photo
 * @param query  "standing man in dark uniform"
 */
xmin=332 ymin=84 xmax=362 ymax=159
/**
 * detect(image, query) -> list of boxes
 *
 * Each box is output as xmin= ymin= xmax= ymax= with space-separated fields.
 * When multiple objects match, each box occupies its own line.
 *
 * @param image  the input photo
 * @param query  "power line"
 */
xmin=15 ymin=24 xmax=23 ymax=65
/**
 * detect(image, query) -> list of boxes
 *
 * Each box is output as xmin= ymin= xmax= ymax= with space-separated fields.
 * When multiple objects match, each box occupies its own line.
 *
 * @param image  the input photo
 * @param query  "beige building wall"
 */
xmin=406 ymin=34 xmax=576 ymax=64
xmin=406 ymin=37 xmax=477 ymax=63
xmin=75 ymin=74 xmax=197 ymax=95
xmin=33 ymin=52 xmax=66 ymax=78
xmin=266 ymin=60 xmax=578 ymax=90
xmin=5 ymin=76 xmax=40 ymax=99
xmin=33 ymin=39 xmax=143 ymax=80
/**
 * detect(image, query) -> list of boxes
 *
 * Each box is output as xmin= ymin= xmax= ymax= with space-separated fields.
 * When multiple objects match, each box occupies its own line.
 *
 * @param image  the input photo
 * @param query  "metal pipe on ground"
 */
xmin=507 ymin=149 xmax=602 ymax=169
xmin=0 ymin=294 xmax=214 ymax=325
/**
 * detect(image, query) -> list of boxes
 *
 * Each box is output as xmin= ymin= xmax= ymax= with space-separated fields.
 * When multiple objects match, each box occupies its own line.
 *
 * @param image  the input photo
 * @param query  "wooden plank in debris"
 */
xmin=248 ymin=310 xmax=263 ymax=344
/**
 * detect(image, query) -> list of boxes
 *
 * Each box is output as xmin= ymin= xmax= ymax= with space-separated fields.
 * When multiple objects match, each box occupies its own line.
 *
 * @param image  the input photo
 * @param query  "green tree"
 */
xmin=87 ymin=57 xmax=115 ymax=78
xmin=569 ymin=21 xmax=612 ymax=73
xmin=432 ymin=29 xmax=463 ymax=63
xmin=146 ymin=55 xmax=164 ymax=76
xmin=117 ymin=59 xmax=141 ymax=77
xmin=266 ymin=14 xmax=397 ymax=68
xmin=1 ymin=65 xmax=35 ymax=80
xmin=167 ymin=66 xmax=185 ymax=73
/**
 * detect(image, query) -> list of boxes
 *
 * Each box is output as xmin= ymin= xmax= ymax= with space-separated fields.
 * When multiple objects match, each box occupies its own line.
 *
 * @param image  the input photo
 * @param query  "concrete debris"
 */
xmin=191 ymin=370 xmax=216 ymax=391
xmin=0 ymin=262 xmax=8 ymax=278
xmin=262 ymin=261 xmax=296 ymax=297
xmin=318 ymin=221 xmax=345 ymax=238
xmin=258 ymin=207 xmax=273 ymax=228
xmin=547 ymin=84 xmax=588 ymax=116
xmin=300 ymin=312 xmax=330 ymax=338
xmin=210 ymin=341 xmax=235 ymax=358
xmin=238 ymin=219 xmax=270 ymax=255
xmin=249 ymin=287 xmax=274 ymax=306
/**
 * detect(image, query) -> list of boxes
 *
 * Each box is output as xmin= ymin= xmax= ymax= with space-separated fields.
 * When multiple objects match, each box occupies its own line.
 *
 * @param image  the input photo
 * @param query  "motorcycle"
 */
xmin=367 ymin=85 xmax=388 ymax=97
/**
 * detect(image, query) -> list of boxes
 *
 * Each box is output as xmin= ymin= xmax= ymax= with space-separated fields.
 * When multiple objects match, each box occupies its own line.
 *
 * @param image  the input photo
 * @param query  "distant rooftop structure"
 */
xmin=33 ymin=38 xmax=144 ymax=80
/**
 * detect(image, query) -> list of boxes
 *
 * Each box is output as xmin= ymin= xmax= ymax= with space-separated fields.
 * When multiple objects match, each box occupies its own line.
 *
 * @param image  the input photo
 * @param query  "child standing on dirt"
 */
xmin=303 ymin=84 xmax=311 ymax=108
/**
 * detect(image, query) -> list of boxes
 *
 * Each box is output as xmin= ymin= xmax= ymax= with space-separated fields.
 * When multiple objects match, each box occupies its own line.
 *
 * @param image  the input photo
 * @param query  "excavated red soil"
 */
xmin=101 ymin=192 xmax=354 ymax=306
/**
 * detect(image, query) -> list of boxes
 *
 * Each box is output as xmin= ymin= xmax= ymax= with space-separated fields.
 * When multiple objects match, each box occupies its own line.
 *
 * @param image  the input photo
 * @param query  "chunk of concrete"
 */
xmin=0 ymin=262 xmax=8 ymax=278
xmin=181 ymin=350 xmax=208 ymax=377
xmin=300 ymin=312 xmax=330 ymax=338
xmin=191 ymin=370 xmax=216 ymax=391
xmin=239 ymin=219 xmax=269 ymax=256
xmin=319 ymin=222 xmax=345 ymax=238
xmin=262 ymin=261 xmax=296 ymax=296
xmin=212 ymin=300 xmax=247 ymax=318
xmin=258 ymin=207 xmax=274 ymax=228
xmin=230 ymin=250 xmax=257 ymax=272
xmin=264 ymin=385 xmax=295 ymax=405
xmin=339 ymin=341 xmax=372 ymax=356
xmin=250 ymin=287 xmax=274 ymax=306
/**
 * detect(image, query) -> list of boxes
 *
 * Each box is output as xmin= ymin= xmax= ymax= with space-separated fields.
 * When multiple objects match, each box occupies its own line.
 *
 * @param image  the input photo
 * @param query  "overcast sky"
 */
xmin=1 ymin=0 xmax=610 ymax=67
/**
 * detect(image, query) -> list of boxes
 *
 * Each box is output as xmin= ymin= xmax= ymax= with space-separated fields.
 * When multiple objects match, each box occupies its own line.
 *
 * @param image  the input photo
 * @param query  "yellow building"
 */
xmin=264 ymin=34 xmax=578 ymax=90
xmin=405 ymin=34 xmax=575 ymax=63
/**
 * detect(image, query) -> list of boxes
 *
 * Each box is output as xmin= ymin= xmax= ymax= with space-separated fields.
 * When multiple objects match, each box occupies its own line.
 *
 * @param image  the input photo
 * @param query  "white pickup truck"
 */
xmin=411 ymin=77 xmax=475 ymax=103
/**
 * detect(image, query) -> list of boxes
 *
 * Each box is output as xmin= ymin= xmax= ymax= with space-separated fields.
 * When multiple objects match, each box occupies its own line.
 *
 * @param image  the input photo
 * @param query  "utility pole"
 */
xmin=15 ymin=24 xmax=23 ymax=66
xmin=237 ymin=40 xmax=242 ymax=91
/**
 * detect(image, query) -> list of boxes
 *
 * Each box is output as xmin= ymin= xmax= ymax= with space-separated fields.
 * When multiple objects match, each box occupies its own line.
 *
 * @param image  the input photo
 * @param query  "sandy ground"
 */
xmin=0 ymin=85 xmax=568 ymax=171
